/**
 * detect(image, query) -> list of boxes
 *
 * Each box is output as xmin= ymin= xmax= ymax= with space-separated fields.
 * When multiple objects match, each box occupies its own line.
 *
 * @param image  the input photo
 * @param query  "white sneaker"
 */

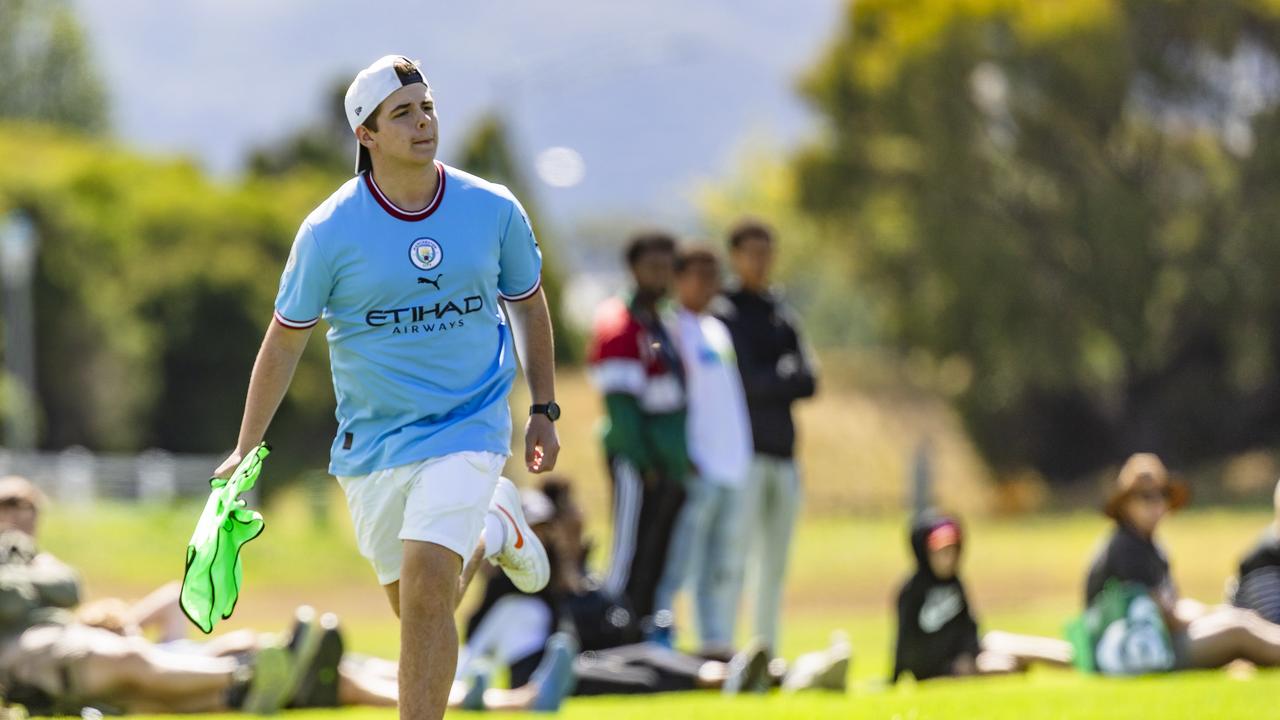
xmin=488 ymin=477 xmax=550 ymax=593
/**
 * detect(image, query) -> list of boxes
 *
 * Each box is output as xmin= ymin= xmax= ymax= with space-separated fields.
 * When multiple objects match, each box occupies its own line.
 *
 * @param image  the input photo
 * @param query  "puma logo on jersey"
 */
xmin=417 ymin=274 xmax=443 ymax=289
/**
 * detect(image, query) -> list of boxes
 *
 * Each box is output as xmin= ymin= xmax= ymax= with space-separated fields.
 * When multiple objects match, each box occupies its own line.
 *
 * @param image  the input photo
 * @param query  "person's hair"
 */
xmin=0 ymin=476 xmax=46 ymax=510
xmin=727 ymin=217 xmax=775 ymax=251
xmin=362 ymin=59 xmax=426 ymax=133
xmin=540 ymin=477 xmax=573 ymax=519
xmin=674 ymin=246 xmax=719 ymax=275
xmin=624 ymin=231 xmax=677 ymax=267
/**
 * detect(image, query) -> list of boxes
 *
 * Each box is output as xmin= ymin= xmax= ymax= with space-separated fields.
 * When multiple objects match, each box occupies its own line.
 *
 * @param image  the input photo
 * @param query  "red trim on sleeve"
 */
xmin=499 ymin=276 xmax=542 ymax=302
xmin=273 ymin=310 xmax=319 ymax=329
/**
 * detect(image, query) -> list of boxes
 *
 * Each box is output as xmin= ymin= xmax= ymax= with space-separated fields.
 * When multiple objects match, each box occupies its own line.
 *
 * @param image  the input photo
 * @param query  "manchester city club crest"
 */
xmin=409 ymin=237 xmax=443 ymax=271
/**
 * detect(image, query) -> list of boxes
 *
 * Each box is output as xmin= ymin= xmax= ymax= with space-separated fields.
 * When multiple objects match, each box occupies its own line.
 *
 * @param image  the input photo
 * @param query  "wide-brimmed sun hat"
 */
xmin=1103 ymin=453 xmax=1189 ymax=520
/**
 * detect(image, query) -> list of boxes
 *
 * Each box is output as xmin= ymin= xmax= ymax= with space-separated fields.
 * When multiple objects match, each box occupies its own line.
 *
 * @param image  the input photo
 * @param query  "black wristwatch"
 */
xmin=530 ymin=401 xmax=561 ymax=422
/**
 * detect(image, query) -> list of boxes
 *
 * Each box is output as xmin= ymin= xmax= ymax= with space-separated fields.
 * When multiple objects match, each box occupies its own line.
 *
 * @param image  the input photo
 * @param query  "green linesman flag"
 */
xmin=180 ymin=443 xmax=270 ymax=633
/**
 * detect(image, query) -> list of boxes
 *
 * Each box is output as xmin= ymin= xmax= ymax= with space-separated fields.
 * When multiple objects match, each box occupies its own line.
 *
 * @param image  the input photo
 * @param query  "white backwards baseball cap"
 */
xmin=344 ymin=54 xmax=430 ymax=174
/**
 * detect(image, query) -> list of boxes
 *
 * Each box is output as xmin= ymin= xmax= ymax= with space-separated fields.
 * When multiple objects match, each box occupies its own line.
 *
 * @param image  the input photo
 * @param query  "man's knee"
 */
xmin=79 ymin=636 xmax=151 ymax=695
xmin=399 ymin=541 xmax=463 ymax=613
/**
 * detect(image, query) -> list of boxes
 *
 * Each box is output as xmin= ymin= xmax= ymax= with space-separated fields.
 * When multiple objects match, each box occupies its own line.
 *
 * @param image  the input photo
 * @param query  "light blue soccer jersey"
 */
xmin=274 ymin=161 xmax=542 ymax=476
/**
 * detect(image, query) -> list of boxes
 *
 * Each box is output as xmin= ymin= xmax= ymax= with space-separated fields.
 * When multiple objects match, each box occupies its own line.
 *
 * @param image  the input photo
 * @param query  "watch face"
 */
xmin=546 ymin=402 xmax=561 ymax=421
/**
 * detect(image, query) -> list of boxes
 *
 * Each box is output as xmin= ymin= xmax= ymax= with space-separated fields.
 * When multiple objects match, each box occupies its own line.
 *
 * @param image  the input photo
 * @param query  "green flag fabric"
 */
xmin=180 ymin=443 xmax=269 ymax=633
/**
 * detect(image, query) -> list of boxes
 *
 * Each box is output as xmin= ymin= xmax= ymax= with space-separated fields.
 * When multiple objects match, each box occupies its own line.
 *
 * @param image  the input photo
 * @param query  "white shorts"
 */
xmin=337 ymin=451 xmax=504 ymax=585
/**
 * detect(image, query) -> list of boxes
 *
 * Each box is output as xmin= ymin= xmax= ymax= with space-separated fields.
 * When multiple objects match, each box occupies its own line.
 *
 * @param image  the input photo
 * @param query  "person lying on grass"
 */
xmin=891 ymin=511 xmax=1073 ymax=683
xmin=1230 ymin=478 xmax=1280 ymax=625
xmin=1085 ymin=453 xmax=1280 ymax=670
xmin=0 ymin=475 xmax=388 ymax=713
xmin=450 ymin=479 xmax=851 ymax=712
xmin=0 ymin=474 xmax=493 ymax=712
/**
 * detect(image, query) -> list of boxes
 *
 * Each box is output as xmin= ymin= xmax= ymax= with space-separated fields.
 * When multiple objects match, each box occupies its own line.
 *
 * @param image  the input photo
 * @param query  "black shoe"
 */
xmin=723 ymin=639 xmax=771 ymax=695
xmin=284 ymin=605 xmax=317 ymax=654
xmin=288 ymin=612 xmax=345 ymax=708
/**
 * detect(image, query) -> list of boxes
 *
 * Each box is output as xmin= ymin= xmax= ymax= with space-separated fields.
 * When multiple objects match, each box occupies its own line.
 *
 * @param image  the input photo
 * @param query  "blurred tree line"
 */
xmin=765 ymin=0 xmax=1280 ymax=481
xmin=1 ymin=125 xmax=342 ymax=481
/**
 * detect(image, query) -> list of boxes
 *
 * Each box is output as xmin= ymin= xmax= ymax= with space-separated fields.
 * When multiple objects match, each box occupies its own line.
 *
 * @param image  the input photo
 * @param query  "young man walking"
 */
xmin=215 ymin=55 xmax=560 ymax=719
xmin=716 ymin=219 xmax=817 ymax=658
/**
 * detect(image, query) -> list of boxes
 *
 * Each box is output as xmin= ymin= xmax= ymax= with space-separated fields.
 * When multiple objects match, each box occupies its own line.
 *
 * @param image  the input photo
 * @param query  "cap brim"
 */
xmin=355 ymin=144 xmax=372 ymax=175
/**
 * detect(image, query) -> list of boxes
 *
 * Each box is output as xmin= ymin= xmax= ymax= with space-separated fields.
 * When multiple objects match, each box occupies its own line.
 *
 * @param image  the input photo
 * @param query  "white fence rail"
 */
xmin=0 ymin=447 xmax=238 ymax=505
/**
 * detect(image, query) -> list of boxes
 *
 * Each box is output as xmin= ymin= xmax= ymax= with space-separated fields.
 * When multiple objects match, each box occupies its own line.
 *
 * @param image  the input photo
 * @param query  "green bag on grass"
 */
xmin=180 ymin=443 xmax=269 ymax=633
xmin=1066 ymin=579 xmax=1175 ymax=675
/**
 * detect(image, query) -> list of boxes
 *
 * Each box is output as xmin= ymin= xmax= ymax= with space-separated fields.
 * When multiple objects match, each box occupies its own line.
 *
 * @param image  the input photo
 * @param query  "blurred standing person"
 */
xmin=653 ymin=248 xmax=754 ymax=658
xmin=587 ymin=232 xmax=688 ymax=637
xmin=715 ymin=219 xmax=817 ymax=657
xmin=215 ymin=55 xmax=557 ymax=719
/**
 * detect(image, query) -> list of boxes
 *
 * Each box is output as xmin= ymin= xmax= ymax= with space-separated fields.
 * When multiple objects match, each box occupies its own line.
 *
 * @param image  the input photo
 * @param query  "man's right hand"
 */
xmin=213 ymin=451 xmax=244 ymax=480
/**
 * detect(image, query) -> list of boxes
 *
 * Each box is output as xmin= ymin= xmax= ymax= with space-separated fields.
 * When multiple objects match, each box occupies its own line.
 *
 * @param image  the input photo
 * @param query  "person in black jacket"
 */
xmin=714 ymin=218 xmax=817 ymax=657
xmin=892 ymin=512 xmax=1072 ymax=682
xmin=893 ymin=513 xmax=981 ymax=682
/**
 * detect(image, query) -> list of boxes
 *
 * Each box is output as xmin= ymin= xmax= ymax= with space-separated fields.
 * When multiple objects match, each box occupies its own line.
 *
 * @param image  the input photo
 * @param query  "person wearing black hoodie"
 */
xmin=892 ymin=513 xmax=981 ymax=682
xmin=892 ymin=513 xmax=1072 ymax=683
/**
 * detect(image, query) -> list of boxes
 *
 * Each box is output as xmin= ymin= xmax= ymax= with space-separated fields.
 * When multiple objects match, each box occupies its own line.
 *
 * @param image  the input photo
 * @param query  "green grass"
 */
xmin=33 ymin=498 xmax=1280 ymax=718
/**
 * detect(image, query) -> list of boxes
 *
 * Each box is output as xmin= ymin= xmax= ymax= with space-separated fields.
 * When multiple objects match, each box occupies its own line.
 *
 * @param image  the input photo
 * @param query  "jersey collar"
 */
xmin=364 ymin=161 xmax=446 ymax=221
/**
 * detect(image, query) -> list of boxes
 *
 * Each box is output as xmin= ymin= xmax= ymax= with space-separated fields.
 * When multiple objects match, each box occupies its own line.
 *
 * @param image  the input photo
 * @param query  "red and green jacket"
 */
xmin=586 ymin=294 xmax=688 ymax=481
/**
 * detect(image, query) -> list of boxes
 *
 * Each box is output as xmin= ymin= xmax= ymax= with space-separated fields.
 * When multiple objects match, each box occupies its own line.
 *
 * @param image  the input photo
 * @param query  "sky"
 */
xmin=71 ymin=0 xmax=843 ymax=230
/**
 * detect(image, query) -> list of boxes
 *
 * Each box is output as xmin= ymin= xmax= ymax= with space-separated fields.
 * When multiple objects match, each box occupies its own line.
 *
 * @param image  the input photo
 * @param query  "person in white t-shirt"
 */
xmin=652 ymin=247 xmax=754 ymax=659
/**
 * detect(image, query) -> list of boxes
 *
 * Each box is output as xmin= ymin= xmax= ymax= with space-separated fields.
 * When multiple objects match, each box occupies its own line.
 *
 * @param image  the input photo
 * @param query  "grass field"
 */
xmin=31 ymin=369 xmax=1280 ymax=718
xmin=40 ymin=501 xmax=1278 ymax=719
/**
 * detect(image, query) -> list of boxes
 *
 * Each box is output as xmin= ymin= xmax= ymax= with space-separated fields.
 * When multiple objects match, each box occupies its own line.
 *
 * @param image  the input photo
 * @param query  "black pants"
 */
xmin=603 ymin=456 xmax=685 ymax=623
xmin=572 ymin=643 xmax=705 ymax=696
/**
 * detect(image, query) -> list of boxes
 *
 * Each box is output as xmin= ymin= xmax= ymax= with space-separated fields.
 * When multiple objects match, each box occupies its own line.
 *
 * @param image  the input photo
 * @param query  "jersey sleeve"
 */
xmin=496 ymin=193 xmax=543 ymax=301
xmin=273 ymin=222 xmax=332 ymax=328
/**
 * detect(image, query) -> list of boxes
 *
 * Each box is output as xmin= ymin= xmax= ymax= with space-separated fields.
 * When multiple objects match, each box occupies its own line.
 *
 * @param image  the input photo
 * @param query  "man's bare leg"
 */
xmin=127 ymin=581 xmax=189 ymax=643
xmin=338 ymin=662 xmax=399 ymax=707
xmin=981 ymin=630 xmax=1074 ymax=670
xmin=458 ymin=540 xmax=486 ymax=601
xmin=398 ymin=540 xmax=463 ymax=720
xmin=75 ymin=635 xmax=239 ymax=709
xmin=383 ymin=541 xmax=486 ymax=617
xmin=1185 ymin=607 xmax=1280 ymax=668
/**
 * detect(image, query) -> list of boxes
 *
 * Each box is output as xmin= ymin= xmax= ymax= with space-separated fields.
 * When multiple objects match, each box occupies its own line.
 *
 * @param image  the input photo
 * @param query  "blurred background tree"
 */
xmin=792 ymin=0 xmax=1280 ymax=481
xmin=0 ymin=0 xmax=108 ymax=133
xmin=245 ymin=78 xmax=352 ymax=178
xmin=1 ymin=126 xmax=338 ymax=488
xmin=455 ymin=113 xmax=580 ymax=363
